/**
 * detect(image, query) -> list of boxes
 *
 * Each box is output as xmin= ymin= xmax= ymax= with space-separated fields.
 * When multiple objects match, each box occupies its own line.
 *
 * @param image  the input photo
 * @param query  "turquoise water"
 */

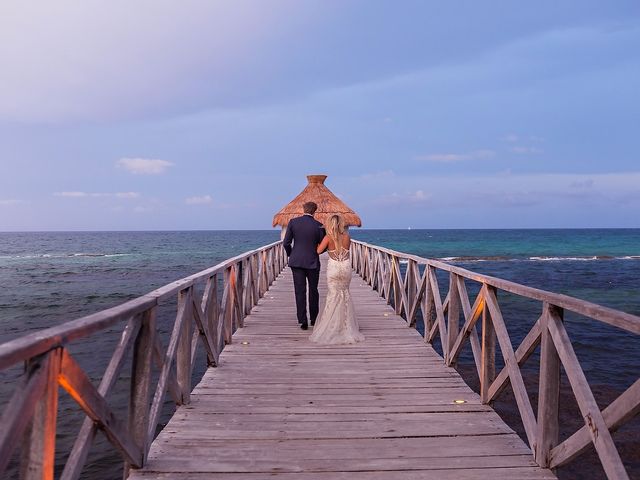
xmin=0 ymin=229 xmax=638 ymax=479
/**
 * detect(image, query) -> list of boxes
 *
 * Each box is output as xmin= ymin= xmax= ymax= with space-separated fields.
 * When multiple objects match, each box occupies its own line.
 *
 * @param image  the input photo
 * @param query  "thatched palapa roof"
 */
xmin=272 ymin=175 xmax=362 ymax=228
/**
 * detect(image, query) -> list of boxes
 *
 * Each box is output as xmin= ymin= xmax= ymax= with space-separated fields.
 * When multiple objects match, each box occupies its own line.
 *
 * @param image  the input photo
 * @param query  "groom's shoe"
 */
xmin=300 ymin=321 xmax=308 ymax=330
xmin=310 ymin=319 xmax=316 ymax=327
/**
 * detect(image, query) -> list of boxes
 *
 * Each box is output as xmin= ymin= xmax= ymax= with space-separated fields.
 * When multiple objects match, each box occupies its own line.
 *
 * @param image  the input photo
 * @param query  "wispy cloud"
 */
xmin=570 ymin=179 xmax=594 ymax=189
xmin=510 ymin=146 xmax=543 ymax=154
xmin=376 ymin=189 xmax=432 ymax=206
xmin=502 ymin=133 xmax=519 ymax=143
xmin=0 ymin=199 xmax=23 ymax=206
xmin=117 ymin=158 xmax=173 ymax=175
xmin=185 ymin=195 xmax=213 ymax=205
xmin=360 ymin=170 xmax=395 ymax=181
xmin=54 ymin=191 xmax=140 ymax=198
xmin=416 ymin=150 xmax=495 ymax=162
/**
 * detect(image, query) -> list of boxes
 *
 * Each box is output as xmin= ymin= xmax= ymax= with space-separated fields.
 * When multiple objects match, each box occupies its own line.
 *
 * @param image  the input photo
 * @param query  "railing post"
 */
xmin=535 ymin=302 xmax=561 ymax=467
xmin=124 ymin=308 xmax=156 ymax=477
xmin=392 ymin=257 xmax=402 ymax=314
xmin=406 ymin=260 xmax=417 ymax=314
xmin=223 ymin=267 xmax=234 ymax=344
xmin=446 ymin=273 xmax=461 ymax=366
xmin=251 ymin=254 xmax=259 ymax=307
xmin=204 ymin=274 xmax=218 ymax=353
xmin=480 ymin=286 xmax=496 ymax=404
xmin=423 ymin=266 xmax=436 ymax=339
xmin=20 ymin=348 xmax=62 ymax=480
xmin=176 ymin=288 xmax=193 ymax=405
xmin=237 ymin=261 xmax=245 ymax=327
xmin=243 ymin=260 xmax=253 ymax=316
xmin=260 ymin=252 xmax=268 ymax=297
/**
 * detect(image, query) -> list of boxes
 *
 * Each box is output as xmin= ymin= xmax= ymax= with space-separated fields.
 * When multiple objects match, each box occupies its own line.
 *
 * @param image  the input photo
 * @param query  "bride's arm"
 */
xmin=317 ymin=235 xmax=330 ymax=254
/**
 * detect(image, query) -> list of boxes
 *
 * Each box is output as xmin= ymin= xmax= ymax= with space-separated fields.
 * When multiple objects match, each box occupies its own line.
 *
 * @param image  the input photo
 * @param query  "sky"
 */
xmin=1 ymin=0 xmax=639 ymax=231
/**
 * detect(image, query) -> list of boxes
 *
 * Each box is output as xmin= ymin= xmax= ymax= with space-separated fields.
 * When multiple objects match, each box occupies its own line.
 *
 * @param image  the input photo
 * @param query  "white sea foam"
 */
xmin=530 ymin=256 xmax=598 ymax=261
xmin=1 ymin=252 xmax=132 ymax=259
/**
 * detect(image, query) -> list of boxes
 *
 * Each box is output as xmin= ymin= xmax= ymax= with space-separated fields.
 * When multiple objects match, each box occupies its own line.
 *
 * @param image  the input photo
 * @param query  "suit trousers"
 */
xmin=290 ymin=266 xmax=320 ymax=325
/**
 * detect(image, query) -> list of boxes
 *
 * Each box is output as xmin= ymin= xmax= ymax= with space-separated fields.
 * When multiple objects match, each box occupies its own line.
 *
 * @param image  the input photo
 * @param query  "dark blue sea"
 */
xmin=0 ymin=229 xmax=638 ymax=479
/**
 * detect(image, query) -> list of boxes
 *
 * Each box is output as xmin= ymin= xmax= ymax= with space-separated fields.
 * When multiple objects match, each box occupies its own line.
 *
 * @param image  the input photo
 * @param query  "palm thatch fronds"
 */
xmin=272 ymin=175 xmax=362 ymax=228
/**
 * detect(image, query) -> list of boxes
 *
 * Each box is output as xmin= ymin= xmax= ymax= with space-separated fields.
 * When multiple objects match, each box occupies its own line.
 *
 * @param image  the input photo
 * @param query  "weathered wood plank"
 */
xmin=62 ymin=318 xmax=141 ymax=480
xmin=535 ymin=303 xmax=561 ymax=467
xmin=20 ymin=348 xmax=61 ymax=480
xmin=546 ymin=312 xmax=629 ymax=478
xmin=58 ymin=350 xmax=143 ymax=468
xmin=129 ymin=261 xmax=556 ymax=480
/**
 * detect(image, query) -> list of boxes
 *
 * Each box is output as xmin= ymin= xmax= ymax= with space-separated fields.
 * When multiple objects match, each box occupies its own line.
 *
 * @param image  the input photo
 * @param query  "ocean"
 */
xmin=0 ymin=229 xmax=638 ymax=479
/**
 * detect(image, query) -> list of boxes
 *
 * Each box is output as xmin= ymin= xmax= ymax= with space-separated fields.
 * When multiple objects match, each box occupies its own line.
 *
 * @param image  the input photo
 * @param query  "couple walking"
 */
xmin=283 ymin=201 xmax=364 ymax=344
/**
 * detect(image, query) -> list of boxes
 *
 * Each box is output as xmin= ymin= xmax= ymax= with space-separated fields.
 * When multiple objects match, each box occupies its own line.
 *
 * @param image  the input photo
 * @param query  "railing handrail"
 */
xmin=350 ymin=239 xmax=639 ymax=480
xmin=0 ymin=240 xmax=287 ymax=480
xmin=351 ymin=239 xmax=640 ymax=334
xmin=0 ymin=240 xmax=283 ymax=371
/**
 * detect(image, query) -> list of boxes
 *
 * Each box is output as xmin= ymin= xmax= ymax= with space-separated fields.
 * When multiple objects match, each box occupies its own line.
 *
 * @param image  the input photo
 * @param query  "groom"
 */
xmin=283 ymin=201 xmax=326 ymax=330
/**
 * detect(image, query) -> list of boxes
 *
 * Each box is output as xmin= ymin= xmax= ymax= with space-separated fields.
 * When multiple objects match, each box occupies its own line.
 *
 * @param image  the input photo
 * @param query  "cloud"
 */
xmin=185 ymin=195 xmax=213 ymax=205
xmin=510 ymin=146 xmax=543 ymax=154
xmin=54 ymin=191 xmax=140 ymax=198
xmin=117 ymin=158 xmax=173 ymax=175
xmin=502 ymin=134 xmax=545 ymax=144
xmin=133 ymin=205 xmax=154 ymax=214
xmin=570 ymin=179 xmax=594 ymax=189
xmin=360 ymin=170 xmax=395 ymax=181
xmin=114 ymin=192 xmax=141 ymax=198
xmin=502 ymin=134 xmax=519 ymax=142
xmin=54 ymin=191 xmax=87 ymax=197
xmin=416 ymin=150 xmax=495 ymax=162
xmin=0 ymin=2 xmax=332 ymax=123
xmin=376 ymin=189 xmax=432 ymax=206
xmin=0 ymin=199 xmax=23 ymax=206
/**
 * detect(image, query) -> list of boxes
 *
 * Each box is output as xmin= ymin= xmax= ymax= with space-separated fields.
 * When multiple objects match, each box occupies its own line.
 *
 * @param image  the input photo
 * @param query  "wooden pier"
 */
xmin=129 ymin=259 xmax=555 ymax=479
xmin=0 ymin=240 xmax=638 ymax=479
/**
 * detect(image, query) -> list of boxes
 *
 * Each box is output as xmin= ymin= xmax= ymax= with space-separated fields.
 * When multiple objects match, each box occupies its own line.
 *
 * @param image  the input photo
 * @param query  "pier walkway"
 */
xmin=129 ymin=259 xmax=555 ymax=480
xmin=2 ymin=240 xmax=636 ymax=480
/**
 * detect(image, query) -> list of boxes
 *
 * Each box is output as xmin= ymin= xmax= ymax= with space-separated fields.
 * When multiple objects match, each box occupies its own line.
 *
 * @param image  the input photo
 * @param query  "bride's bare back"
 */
xmin=317 ymin=233 xmax=351 ymax=261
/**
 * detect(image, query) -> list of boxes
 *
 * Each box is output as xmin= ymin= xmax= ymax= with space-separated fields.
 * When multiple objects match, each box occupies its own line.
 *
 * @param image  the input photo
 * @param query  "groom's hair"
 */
xmin=303 ymin=202 xmax=318 ymax=215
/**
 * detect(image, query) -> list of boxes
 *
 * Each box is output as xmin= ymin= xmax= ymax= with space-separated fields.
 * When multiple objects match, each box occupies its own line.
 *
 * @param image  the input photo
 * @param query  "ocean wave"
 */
xmin=0 ymin=253 xmax=132 ymax=259
xmin=529 ymin=255 xmax=618 ymax=262
xmin=437 ymin=255 xmax=640 ymax=263
xmin=439 ymin=256 xmax=506 ymax=262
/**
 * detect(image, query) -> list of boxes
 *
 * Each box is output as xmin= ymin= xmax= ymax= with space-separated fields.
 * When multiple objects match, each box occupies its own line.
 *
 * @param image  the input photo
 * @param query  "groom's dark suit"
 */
xmin=283 ymin=214 xmax=326 ymax=327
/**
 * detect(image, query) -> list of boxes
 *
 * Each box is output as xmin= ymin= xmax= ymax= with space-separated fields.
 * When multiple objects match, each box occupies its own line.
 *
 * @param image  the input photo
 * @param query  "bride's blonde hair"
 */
xmin=326 ymin=214 xmax=346 ymax=250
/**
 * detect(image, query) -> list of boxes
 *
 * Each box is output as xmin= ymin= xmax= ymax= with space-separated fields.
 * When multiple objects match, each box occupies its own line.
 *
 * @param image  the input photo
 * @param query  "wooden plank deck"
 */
xmin=129 ymin=258 xmax=557 ymax=480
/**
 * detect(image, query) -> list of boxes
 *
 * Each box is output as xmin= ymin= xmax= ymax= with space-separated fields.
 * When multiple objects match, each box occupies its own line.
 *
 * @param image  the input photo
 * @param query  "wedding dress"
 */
xmin=309 ymin=248 xmax=364 ymax=344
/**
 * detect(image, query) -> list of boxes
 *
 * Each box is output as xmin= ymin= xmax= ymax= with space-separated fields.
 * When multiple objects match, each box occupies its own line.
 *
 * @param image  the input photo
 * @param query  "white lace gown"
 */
xmin=309 ymin=250 xmax=364 ymax=345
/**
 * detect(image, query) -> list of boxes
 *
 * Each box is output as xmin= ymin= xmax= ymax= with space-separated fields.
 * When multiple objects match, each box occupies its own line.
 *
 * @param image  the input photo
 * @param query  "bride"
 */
xmin=309 ymin=214 xmax=364 ymax=345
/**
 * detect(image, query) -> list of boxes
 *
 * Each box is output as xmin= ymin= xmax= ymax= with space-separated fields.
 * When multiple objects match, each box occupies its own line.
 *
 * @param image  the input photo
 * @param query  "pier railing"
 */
xmin=351 ymin=240 xmax=639 ymax=480
xmin=0 ymin=240 xmax=286 ymax=480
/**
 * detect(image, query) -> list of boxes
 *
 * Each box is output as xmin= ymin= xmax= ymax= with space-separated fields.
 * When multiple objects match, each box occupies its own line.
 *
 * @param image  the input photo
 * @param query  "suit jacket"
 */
xmin=283 ymin=215 xmax=326 ymax=269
